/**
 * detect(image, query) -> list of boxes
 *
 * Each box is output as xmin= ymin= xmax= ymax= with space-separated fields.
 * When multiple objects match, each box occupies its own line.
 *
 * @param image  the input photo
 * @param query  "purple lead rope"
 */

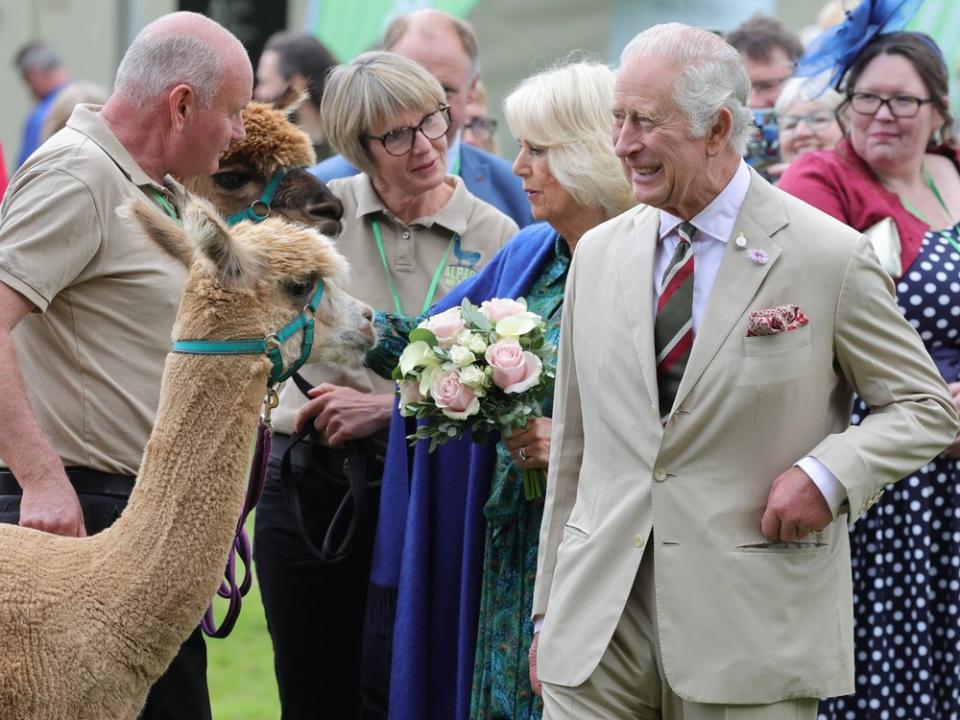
xmin=201 ymin=418 xmax=272 ymax=638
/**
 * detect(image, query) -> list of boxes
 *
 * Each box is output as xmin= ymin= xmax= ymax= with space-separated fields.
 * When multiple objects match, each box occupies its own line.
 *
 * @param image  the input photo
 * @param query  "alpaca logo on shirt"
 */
xmin=443 ymin=235 xmax=482 ymax=288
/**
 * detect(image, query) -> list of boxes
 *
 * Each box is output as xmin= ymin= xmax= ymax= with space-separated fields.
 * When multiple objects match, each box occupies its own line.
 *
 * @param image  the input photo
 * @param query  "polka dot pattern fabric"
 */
xmin=819 ymin=231 xmax=960 ymax=720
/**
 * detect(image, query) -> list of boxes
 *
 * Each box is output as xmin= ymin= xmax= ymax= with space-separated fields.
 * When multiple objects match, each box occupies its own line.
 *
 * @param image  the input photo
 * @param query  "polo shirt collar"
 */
xmin=354 ymin=175 xmax=470 ymax=236
xmin=66 ymin=104 xmax=170 ymax=192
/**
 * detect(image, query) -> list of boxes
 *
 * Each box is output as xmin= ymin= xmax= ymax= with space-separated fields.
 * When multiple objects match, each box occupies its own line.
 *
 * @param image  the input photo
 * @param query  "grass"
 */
xmin=206 ymin=518 xmax=281 ymax=719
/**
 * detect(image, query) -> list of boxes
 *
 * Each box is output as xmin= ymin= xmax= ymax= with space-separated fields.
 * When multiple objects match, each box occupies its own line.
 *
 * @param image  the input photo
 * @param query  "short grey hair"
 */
xmin=774 ymin=76 xmax=845 ymax=116
xmin=14 ymin=41 xmax=62 ymax=73
xmin=621 ymin=23 xmax=754 ymax=155
xmin=114 ymin=30 xmax=223 ymax=108
xmin=321 ymin=51 xmax=446 ymax=175
xmin=505 ymin=61 xmax=634 ymax=219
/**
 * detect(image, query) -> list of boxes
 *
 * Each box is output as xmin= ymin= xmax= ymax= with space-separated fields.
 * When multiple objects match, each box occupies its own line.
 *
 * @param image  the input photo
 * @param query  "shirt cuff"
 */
xmin=533 ymin=616 xmax=544 ymax=634
xmin=796 ymin=456 xmax=847 ymax=517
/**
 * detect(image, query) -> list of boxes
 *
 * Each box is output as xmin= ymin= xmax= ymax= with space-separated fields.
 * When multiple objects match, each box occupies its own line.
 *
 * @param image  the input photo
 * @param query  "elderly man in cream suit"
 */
xmin=529 ymin=23 xmax=960 ymax=720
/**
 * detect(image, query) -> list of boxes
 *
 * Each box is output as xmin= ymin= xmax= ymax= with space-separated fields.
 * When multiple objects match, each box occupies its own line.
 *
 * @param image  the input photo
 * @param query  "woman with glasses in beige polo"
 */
xmin=780 ymin=31 xmax=960 ymax=720
xmin=253 ymin=51 xmax=517 ymax=719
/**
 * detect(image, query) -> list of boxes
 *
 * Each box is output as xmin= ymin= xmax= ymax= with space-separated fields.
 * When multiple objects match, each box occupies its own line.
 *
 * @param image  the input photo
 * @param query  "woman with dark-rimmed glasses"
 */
xmin=253 ymin=50 xmax=517 ymax=719
xmin=780 ymin=30 xmax=960 ymax=720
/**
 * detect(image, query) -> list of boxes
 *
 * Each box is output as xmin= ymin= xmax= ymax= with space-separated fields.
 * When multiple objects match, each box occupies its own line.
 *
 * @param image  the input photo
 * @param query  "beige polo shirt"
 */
xmin=0 ymin=104 xmax=187 ymax=476
xmin=273 ymin=173 xmax=517 ymax=435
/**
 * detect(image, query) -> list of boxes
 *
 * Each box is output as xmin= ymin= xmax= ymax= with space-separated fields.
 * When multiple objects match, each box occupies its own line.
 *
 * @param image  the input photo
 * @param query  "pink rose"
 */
xmin=398 ymin=380 xmax=422 ymax=410
xmin=422 ymin=307 xmax=465 ymax=349
xmin=429 ymin=371 xmax=480 ymax=420
xmin=484 ymin=339 xmax=543 ymax=393
xmin=480 ymin=297 xmax=526 ymax=324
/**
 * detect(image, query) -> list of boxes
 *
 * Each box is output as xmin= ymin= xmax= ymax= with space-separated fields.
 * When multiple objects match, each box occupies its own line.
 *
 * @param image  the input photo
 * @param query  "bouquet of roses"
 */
xmin=393 ymin=297 xmax=556 ymax=500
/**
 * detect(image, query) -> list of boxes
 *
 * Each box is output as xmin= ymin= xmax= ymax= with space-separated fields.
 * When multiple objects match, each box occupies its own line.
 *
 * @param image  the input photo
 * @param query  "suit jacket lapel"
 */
xmin=672 ymin=172 xmax=788 ymax=410
xmin=617 ymin=205 xmax=660 ymax=409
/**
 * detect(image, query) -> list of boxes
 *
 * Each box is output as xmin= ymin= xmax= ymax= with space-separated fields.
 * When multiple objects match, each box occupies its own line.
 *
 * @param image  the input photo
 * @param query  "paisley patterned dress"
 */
xmin=467 ymin=235 xmax=568 ymax=720
xmin=818 ymin=228 xmax=960 ymax=720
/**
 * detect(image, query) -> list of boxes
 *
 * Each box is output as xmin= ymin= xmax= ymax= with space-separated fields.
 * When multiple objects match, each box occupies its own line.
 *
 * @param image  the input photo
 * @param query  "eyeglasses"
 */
xmin=848 ymin=92 xmax=933 ymax=118
xmin=778 ymin=110 xmax=837 ymax=134
xmin=464 ymin=115 xmax=498 ymax=140
xmin=364 ymin=106 xmax=451 ymax=156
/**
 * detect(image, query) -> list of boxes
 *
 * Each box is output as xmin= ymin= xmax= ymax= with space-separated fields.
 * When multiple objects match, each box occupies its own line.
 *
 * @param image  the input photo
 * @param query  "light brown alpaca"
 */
xmin=0 ymin=197 xmax=374 ymax=719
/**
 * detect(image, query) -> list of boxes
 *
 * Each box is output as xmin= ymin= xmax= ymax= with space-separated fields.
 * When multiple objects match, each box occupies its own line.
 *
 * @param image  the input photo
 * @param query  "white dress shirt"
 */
xmin=654 ymin=160 xmax=846 ymax=517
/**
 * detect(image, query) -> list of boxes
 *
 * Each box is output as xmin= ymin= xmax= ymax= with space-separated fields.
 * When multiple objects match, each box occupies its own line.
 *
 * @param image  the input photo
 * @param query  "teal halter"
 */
xmin=224 ymin=169 xmax=289 ymax=226
xmin=172 ymin=282 xmax=325 ymax=387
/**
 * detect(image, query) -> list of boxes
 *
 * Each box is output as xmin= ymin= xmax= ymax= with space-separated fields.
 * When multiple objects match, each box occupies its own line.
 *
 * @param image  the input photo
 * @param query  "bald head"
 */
xmin=383 ymin=9 xmax=479 ymax=137
xmin=113 ymin=11 xmax=251 ymax=108
xmin=102 ymin=11 xmax=251 ymax=182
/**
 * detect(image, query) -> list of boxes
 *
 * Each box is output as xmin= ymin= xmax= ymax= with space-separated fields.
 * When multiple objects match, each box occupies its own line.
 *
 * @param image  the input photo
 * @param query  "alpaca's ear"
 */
xmin=273 ymin=87 xmax=308 ymax=117
xmin=182 ymin=197 xmax=260 ymax=287
xmin=163 ymin=179 xmax=190 ymax=217
xmin=118 ymin=196 xmax=192 ymax=267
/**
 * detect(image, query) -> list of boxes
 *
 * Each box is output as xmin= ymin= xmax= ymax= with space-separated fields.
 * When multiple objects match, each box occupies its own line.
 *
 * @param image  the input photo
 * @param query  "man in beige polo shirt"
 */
xmin=0 ymin=12 xmax=250 ymax=719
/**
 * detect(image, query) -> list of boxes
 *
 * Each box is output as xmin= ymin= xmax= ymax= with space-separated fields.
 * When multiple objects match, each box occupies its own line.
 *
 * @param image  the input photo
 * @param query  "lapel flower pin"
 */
xmin=747 ymin=248 xmax=768 ymax=265
xmin=734 ymin=233 xmax=747 ymax=249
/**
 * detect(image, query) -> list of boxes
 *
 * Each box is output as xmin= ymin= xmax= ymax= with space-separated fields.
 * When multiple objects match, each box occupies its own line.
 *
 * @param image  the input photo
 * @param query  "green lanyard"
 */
xmin=372 ymin=219 xmax=456 ymax=315
xmin=449 ymin=146 xmax=461 ymax=177
xmin=146 ymin=186 xmax=179 ymax=221
xmin=899 ymin=166 xmax=960 ymax=255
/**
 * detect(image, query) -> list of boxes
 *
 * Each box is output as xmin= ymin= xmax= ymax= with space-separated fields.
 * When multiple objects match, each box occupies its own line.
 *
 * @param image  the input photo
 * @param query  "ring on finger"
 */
xmin=518 ymin=447 xmax=528 ymax=462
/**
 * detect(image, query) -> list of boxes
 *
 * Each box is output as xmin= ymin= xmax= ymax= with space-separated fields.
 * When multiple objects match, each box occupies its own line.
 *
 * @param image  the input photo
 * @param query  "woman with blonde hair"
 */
xmin=363 ymin=60 xmax=634 ymax=720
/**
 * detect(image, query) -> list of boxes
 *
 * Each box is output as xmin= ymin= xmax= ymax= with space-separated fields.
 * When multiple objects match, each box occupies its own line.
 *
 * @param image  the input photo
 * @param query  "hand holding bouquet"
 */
xmin=393 ymin=297 xmax=556 ymax=499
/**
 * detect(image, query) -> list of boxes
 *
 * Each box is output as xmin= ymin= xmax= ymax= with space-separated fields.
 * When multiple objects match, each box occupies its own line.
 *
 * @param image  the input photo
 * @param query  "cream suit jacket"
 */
xmin=532 ymin=171 xmax=959 ymax=704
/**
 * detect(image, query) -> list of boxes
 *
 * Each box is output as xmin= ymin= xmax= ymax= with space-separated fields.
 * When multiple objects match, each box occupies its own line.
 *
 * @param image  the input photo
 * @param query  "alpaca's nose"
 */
xmin=307 ymin=197 xmax=343 ymax=222
xmin=361 ymin=304 xmax=374 ymax=322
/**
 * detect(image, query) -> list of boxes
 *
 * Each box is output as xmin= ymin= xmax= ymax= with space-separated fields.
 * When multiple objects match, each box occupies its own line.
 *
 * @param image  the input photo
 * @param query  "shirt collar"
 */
xmin=65 ymin=104 xmax=170 ymax=191
xmin=658 ymin=159 xmax=751 ymax=243
xmin=354 ymin=174 xmax=470 ymax=235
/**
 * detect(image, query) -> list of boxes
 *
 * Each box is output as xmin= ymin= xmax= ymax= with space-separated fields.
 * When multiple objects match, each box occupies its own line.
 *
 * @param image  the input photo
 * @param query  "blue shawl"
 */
xmin=368 ymin=222 xmax=558 ymax=720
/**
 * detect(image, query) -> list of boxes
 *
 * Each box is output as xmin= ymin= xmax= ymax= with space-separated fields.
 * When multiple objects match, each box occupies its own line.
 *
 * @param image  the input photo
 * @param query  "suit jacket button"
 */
xmin=653 ymin=468 xmax=667 ymax=482
xmin=635 ymin=535 xmax=646 ymax=548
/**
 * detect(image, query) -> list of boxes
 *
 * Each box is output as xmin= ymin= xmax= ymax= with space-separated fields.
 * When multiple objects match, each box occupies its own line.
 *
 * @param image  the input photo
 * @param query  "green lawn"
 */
xmin=206 ymin=520 xmax=281 ymax=719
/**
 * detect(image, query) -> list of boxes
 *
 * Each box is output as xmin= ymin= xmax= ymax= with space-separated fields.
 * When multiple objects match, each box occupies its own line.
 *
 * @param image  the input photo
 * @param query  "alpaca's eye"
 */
xmin=212 ymin=171 xmax=251 ymax=190
xmin=284 ymin=280 xmax=314 ymax=302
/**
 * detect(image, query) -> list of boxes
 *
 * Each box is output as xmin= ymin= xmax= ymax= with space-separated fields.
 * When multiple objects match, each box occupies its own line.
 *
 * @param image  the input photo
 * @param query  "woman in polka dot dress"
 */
xmin=780 ymin=32 xmax=960 ymax=720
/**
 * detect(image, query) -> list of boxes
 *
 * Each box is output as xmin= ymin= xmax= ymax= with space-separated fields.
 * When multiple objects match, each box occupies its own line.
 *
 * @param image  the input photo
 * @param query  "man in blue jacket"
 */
xmin=310 ymin=9 xmax=533 ymax=228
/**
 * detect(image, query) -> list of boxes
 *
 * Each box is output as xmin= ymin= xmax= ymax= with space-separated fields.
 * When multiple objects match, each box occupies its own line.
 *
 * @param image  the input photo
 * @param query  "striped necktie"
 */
xmin=654 ymin=222 xmax=696 ymax=420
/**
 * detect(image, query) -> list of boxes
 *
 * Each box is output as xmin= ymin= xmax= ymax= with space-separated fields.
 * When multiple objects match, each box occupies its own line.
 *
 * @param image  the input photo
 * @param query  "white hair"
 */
xmin=114 ymin=24 xmax=224 ymax=108
xmin=504 ymin=61 xmax=634 ymax=218
xmin=620 ymin=23 xmax=754 ymax=155
xmin=774 ymin=76 xmax=845 ymax=115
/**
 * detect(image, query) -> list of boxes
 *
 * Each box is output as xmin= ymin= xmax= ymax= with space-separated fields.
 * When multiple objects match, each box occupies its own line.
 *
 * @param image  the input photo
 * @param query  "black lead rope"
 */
xmin=278 ymin=372 xmax=370 ymax=564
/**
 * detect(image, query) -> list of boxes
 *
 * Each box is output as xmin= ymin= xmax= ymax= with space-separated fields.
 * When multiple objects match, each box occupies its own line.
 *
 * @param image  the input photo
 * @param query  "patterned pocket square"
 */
xmin=746 ymin=304 xmax=809 ymax=337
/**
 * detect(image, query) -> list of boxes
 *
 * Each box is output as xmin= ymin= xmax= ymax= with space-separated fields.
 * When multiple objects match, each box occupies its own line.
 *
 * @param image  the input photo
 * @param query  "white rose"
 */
xmin=466 ymin=333 xmax=487 ymax=354
xmin=458 ymin=365 xmax=487 ymax=391
xmin=449 ymin=345 xmax=476 ymax=368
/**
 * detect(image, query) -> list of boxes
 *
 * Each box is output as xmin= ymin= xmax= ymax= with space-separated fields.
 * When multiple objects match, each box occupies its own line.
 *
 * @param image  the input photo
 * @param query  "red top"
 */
xmin=778 ymin=137 xmax=957 ymax=274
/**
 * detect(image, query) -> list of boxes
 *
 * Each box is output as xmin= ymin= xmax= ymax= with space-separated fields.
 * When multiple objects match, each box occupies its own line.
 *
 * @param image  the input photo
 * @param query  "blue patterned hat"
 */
xmin=794 ymin=0 xmax=927 ymax=90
